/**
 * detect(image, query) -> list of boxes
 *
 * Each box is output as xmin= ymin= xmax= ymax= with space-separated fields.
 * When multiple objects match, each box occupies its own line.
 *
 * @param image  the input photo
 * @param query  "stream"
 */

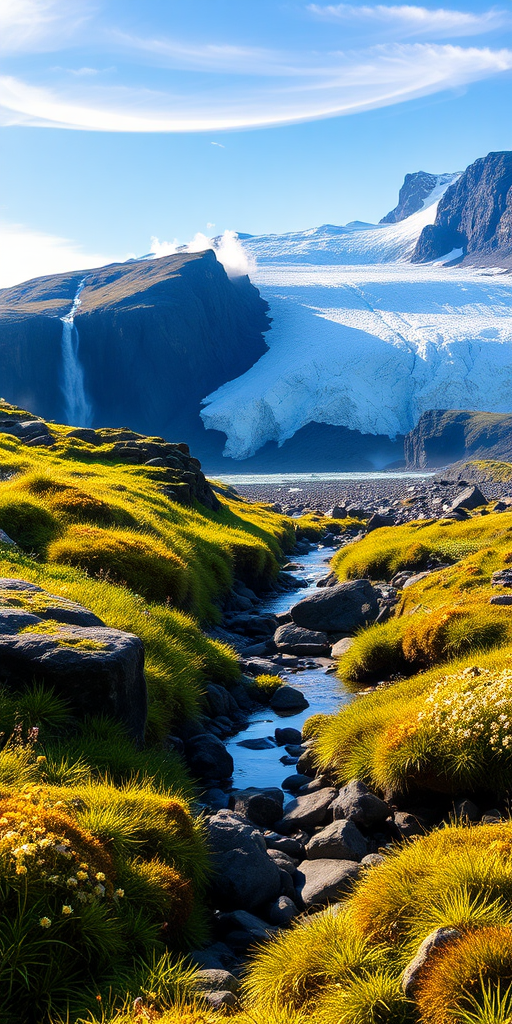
xmin=225 ymin=546 xmax=353 ymax=793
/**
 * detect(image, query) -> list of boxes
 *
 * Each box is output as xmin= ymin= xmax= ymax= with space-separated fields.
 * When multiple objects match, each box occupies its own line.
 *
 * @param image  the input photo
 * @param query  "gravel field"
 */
xmin=223 ymin=474 xmax=512 ymax=520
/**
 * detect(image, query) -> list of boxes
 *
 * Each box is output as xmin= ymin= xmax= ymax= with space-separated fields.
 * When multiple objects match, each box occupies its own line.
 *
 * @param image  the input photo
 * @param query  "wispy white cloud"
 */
xmin=0 ymin=220 xmax=120 ymax=288
xmin=211 ymin=141 xmax=225 ymax=148
xmin=0 ymin=43 xmax=510 ymax=131
xmin=308 ymin=4 xmax=510 ymax=38
xmin=111 ymin=33 xmax=301 ymax=77
xmin=0 ymin=0 xmax=92 ymax=54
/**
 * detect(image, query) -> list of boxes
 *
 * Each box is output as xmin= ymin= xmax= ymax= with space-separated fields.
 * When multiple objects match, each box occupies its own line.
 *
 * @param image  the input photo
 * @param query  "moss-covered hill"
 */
xmin=0 ymin=401 xmax=306 ymax=1022
xmin=0 ymin=400 xmax=300 ymax=734
xmin=312 ymin=506 xmax=512 ymax=796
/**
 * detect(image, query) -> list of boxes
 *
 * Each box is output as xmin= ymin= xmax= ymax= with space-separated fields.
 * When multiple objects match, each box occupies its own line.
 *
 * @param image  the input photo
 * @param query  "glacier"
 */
xmin=200 ymin=176 xmax=512 ymax=460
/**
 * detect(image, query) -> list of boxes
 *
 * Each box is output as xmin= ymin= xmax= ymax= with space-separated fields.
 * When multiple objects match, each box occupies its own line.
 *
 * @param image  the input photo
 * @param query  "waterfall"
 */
xmin=60 ymin=278 xmax=92 ymax=426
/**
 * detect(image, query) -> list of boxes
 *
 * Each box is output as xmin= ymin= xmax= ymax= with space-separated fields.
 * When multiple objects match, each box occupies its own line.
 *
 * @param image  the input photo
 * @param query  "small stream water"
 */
xmin=225 ymin=547 xmax=353 ymax=793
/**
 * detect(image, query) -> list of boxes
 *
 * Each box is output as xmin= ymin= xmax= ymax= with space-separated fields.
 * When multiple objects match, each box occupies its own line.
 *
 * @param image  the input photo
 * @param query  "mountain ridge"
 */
xmin=412 ymin=151 xmax=512 ymax=267
xmin=1 ymin=152 xmax=511 ymax=473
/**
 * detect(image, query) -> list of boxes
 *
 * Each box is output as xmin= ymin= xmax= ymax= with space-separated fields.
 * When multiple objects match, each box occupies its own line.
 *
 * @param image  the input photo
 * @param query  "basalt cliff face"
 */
xmin=0 ymin=250 xmax=270 ymax=453
xmin=404 ymin=410 xmax=512 ymax=470
xmin=380 ymin=171 xmax=458 ymax=225
xmin=412 ymin=152 xmax=512 ymax=266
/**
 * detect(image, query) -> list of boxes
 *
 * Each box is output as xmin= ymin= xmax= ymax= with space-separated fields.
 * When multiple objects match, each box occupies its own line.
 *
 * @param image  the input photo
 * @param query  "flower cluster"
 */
xmin=384 ymin=719 xmax=419 ymax=751
xmin=416 ymin=666 xmax=512 ymax=753
xmin=0 ymin=792 xmax=122 ymax=929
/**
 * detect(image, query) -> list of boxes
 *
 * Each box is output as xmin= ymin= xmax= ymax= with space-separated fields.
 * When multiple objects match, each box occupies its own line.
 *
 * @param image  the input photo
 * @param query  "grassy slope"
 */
xmin=0 ymin=404 xmax=311 ymax=1022
xmin=0 ymin=408 xmax=297 ymax=735
xmin=312 ymin=510 xmax=512 ymax=796
xmin=92 ymin=821 xmax=512 ymax=1023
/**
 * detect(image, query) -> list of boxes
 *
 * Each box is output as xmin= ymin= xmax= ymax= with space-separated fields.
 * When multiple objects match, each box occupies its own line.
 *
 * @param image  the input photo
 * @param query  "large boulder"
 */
xmin=331 ymin=781 xmax=390 ymax=829
xmin=450 ymin=485 xmax=487 ymax=512
xmin=0 ymin=583 xmax=147 ymax=742
xmin=0 ymin=578 xmax=104 ymax=627
xmin=296 ymin=858 xmax=361 ymax=908
xmin=330 ymin=637 xmax=354 ymax=657
xmin=186 ymin=734 xmax=234 ymax=781
xmin=269 ymin=685 xmax=309 ymax=712
xmin=207 ymin=811 xmax=281 ymax=911
xmin=290 ymin=580 xmax=379 ymax=633
xmin=228 ymin=788 xmax=284 ymax=827
xmin=305 ymin=819 xmax=367 ymax=861
xmin=275 ymin=788 xmax=337 ymax=834
xmin=274 ymin=623 xmax=330 ymax=656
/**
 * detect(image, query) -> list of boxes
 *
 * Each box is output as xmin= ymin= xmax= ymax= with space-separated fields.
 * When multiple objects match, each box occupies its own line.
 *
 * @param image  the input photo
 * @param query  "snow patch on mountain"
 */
xmin=200 ymin=174 xmax=512 ymax=460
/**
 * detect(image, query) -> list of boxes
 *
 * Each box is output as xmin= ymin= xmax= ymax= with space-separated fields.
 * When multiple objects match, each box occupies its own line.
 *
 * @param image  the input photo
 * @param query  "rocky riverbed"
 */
xmin=220 ymin=472 xmax=512 ymax=520
xmin=176 ymin=478 xmax=512 ymax=1009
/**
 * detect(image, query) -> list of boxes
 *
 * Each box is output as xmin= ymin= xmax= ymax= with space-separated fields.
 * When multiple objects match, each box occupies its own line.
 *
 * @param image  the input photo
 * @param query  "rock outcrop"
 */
xmin=0 ymin=578 xmax=147 ymax=742
xmin=412 ymin=152 xmax=512 ymax=266
xmin=405 ymin=409 xmax=512 ymax=469
xmin=380 ymin=171 xmax=455 ymax=224
xmin=0 ymin=403 xmax=220 ymax=510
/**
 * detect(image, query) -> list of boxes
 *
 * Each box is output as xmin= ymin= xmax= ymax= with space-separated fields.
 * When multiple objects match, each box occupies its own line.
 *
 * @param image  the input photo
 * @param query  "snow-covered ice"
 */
xmin=201 ymin=179 xmax=512 ymax=459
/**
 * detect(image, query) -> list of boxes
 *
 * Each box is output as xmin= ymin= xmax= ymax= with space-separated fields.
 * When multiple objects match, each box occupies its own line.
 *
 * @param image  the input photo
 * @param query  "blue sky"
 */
xmin=0 ymin=0 xmax=511 ymax=285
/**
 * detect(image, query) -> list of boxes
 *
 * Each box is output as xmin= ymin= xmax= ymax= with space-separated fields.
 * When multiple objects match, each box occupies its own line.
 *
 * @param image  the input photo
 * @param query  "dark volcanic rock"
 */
xmin=275 ymin=788 xmax=338 ymax=834
xmin=450 ymin=485 xmax=487 ymax=511
xmin=0 ymin=591 xmax=147 ymax=743
xmin=331 ymin=781 xmax=390 ymax=829
xmin=269 ymin=685 xmax=309 ymax=712
xmin=305 ymin=819 xmax=367 ymax=861
xmin=412 ymin=152 xmax=512 ymax=266
xmin=274 ymin=622 xmax=330 ymax=655
xmin=405 ymin=409 xmax=512 ymax=470
xmin=290 ymin=580 xmax=379 ymax=634
xmin=207 ymin=811 xmax=281 ymax=911
xmin=380 ymin=171 xmax=446 ymax=224
xmin=296 ymin=858 xmax=361 ymax=908
xmin=186 ymin=734 xmax=234 ymax=781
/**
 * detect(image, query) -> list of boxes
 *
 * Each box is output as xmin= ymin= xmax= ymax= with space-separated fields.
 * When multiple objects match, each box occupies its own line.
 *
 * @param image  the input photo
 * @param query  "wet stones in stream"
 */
xmin=274 ymin=622 xmax=331 ymax=656
xmin=290 ymin=578 xmax=380 ymax=633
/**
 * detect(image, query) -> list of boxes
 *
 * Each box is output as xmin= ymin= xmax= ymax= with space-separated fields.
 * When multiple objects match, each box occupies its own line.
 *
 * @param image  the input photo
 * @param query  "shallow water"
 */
xmin=216 ymin=472 xmax=435 ymax=486
xmin=225 ymin=547 xmax=353 ymax=793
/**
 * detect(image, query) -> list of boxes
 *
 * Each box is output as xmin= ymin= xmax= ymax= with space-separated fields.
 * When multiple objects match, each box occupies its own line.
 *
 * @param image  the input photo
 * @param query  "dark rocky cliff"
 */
xmin=0 ymin=250 xmax=270 ymax=452
xmin=412 ymin=152 xmax=512 ymax=266
xmin=404 ymin=409 xmax=512 ymax=469
xmin=380 ymin=171 xmax=439 ymax=224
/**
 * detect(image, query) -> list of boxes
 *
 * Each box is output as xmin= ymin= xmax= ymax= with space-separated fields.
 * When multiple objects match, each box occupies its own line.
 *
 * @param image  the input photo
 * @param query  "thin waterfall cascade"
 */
xmin=60 ymin=278 xmax=93 ymax=427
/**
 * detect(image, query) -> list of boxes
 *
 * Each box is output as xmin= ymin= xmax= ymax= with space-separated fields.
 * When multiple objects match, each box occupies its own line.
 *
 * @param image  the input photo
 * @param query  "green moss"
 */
xmin=0 ymin=496 xmax=61 ymax=554
xmin=248 ymin=673 xmax=282 ymax=702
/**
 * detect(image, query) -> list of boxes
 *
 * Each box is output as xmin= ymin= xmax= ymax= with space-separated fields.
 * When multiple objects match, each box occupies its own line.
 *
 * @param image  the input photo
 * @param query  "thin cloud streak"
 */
xmin=0 ymin=0 xmax=92 ymax=54
xmin=308 ymin=4 xmax=510 ymax=37
xmin=112 ymin=33 xmax=303 ymax=77
xmin=0 ymin=43 xmax=511 ymax=131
